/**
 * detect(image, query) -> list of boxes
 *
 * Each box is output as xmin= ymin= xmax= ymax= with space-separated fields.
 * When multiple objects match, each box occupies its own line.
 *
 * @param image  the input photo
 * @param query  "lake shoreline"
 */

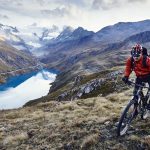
xmin=0 ymin=70 xmax=57 ymax=110
xmin=0 ymin=65 xmax=60 ymax=84
xmin=0 ymin=65 xmax=44 ymax=85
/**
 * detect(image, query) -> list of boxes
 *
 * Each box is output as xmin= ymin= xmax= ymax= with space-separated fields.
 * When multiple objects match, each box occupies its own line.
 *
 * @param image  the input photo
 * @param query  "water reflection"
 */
xmin=0 ymin=70 xmax=56 ymax=109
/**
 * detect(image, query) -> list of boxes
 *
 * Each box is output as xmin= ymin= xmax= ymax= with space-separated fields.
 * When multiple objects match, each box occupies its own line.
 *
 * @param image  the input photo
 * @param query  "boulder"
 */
xmin=84 ymin=85 xmax=94 ymax=94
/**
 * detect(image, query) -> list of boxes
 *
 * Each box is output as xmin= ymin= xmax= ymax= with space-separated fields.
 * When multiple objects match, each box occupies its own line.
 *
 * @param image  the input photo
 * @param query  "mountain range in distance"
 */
xmin=0 ymin=19 xmax=150 ymax=77
xmin=37 ymin=20 xmax=150 ymax=73
xmin=0 ymin=23 xmax=61 ymax=74
xmin=26 ymin=19 xmax=149 ymax=95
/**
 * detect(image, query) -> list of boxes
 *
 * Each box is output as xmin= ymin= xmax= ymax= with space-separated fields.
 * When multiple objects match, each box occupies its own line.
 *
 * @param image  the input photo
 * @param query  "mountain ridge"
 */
xmin=95 ymin=19 xmax=150 ymax=43
xmin=38 ymin=20 xmax=150 ymax=75
xmin=0 ymin=39 xmax=39 ymax=83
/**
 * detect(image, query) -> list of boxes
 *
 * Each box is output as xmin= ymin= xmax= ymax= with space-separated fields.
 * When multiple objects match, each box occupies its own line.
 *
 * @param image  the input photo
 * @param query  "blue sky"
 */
xmin=0 ymin=0 xmax=150 ymax=31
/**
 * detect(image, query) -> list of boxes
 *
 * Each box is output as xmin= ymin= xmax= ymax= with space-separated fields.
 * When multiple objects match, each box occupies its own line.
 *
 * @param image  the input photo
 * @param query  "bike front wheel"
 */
xmin=117 ymin=100 xmax=138 ymax=136
xmin=141 ymin=94 xmax=150 ymax=119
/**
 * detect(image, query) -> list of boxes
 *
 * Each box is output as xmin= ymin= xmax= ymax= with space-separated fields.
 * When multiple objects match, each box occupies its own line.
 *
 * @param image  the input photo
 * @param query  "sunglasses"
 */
xmin=131 ymin=49 xmax=141 ymax=58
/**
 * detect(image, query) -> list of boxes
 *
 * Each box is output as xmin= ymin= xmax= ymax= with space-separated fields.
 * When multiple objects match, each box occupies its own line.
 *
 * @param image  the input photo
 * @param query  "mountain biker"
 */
xmin=122 ymin=44 xmax=150 ymax=100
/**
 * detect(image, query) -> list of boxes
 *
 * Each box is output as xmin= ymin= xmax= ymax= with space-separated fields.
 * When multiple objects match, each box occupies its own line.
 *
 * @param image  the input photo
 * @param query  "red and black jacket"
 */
xmin=124 ymin=56 xmax=150 ymax=77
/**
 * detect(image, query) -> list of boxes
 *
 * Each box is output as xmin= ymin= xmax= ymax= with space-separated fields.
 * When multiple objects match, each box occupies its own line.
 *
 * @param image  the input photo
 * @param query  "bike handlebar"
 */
xmin=127 ymin=80 xmax=150 ymax=89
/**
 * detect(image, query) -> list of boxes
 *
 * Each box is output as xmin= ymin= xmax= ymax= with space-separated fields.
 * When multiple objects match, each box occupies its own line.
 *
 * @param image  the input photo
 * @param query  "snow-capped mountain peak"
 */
xmin=0 ymin=24 xmax=19 ymax=33
xmin=55 ymin=26 xmax=74 ymax=42
xmin=0 ymin=23 xmax=29 ymax=51
xmin=17 ymin=24 xmax=60 ymax=48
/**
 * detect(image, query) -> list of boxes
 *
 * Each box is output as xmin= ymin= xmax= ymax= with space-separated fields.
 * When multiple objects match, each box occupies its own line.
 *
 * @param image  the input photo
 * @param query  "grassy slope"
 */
xmin=0 ymin=89 xmax=150 ymax=149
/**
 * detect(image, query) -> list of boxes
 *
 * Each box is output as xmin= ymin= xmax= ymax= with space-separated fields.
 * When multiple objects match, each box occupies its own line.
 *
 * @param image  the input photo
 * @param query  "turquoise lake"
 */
xmin=0 ymin=70 xmax=57 ymax=109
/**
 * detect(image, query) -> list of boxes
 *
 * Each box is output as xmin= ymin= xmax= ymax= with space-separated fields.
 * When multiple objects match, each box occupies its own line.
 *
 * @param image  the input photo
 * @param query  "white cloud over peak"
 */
xmin=41 ymin=7 xmax=70 ymax=18
xmin=0 ymin=0 xmax=149 ymax=31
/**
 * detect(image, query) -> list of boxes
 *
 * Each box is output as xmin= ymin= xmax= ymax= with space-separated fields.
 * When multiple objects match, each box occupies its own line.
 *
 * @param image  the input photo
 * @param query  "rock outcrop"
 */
xmin=57 ymin=70 xmax=123 ymax=101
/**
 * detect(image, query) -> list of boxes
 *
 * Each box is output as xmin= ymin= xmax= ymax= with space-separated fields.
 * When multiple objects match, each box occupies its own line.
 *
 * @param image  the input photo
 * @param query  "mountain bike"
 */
xmin=117 ymin=80 xmax=150 ymax=136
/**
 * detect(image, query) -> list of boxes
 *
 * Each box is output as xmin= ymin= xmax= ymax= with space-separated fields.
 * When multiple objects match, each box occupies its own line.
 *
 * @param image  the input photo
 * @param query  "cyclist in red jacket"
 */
xmin=122 ymin=44 xmax=150 ymax=99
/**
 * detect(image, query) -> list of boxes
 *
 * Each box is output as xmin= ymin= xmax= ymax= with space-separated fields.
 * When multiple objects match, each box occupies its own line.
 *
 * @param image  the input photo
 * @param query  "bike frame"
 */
xmin=128 ymin=80 xmax=150 ymax=105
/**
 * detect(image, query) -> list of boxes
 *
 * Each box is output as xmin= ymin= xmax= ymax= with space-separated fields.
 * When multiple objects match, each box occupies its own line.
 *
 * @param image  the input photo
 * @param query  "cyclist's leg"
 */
xmin=132 ymin=77 xmax=142 ymax=116
xmin=147 ymin=75 xmax=150 ymax=87
xmin=133 ymin=77 xmax=142 ymax=100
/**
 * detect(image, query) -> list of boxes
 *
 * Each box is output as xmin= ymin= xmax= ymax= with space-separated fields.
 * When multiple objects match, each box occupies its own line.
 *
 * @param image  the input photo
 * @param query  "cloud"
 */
xmin=35 ymin=0 xmax=87 ymax=7
xmin=128 ymin=0 xmax=147 ymax=2
xmin=91 ymin=0 xmax=148 ymax=10
xmin=0 ymin=0 xmax=149 ymax=31
xmin=30 ymin=22 xmax=38 ymax=27
xmin=41 ymin=7 xmax=69 ymax=17
xmin=0 ymin=0 xmax=23 ymax=6
xmin=92 ymin=0 xmax=120 ymax=10
xmin=0 ymin=14 xmax=9 ymax=19
xmin=60 ymin=0 xmax=87 ymax=7
xmin=49 ymin=25 xmax=59 ymax=32
xmin=50 ymin=25 xmax=59 ymax=31
xmin=35 ymin=0 xmax=45 ymax=6
xmin=17 ymin=2 xmax=23 ymax=6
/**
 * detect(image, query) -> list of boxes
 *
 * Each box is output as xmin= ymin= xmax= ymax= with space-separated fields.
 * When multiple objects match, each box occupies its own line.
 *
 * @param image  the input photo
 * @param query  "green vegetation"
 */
xmin=81 ymin=81 xmax=115 ymax=99
xmin=80 ymin=70 xmax=111 ymax=85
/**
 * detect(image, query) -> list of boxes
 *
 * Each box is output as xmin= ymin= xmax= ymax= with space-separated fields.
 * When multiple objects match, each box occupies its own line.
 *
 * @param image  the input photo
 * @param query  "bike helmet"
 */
xmin=131 ymin=44 xmax=142 ymax=58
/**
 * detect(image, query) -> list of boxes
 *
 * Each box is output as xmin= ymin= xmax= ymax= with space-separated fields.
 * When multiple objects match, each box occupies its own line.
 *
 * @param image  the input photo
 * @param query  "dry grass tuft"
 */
xmin=77 ymin=98 xmax=96 ymax=107
xmin=111 ymin=143 xmax=127 ymax=150
xmin=81 ymin=133 xmax=99 ymax=149
xmin=127 ymin=135 xmax=141 ymax=141
xmin=4 ymin=111 xmax=22 ymax=119
xmin=56 ymin=102 xmax=78 ymax=111
xmin=106 ymin=89 xmax=132 ymax=103
xmin=28 ymin=110 xmax=45 ymax=120
xmin=3 ymin=132 xmax=28 ymax=146
xmin=143 ymin=135 xmax=150 ymax=146
xmin=36 ymin=101 xmax=57 ymax=109
xmin=0 ymin=132 xmax=3 ymax=141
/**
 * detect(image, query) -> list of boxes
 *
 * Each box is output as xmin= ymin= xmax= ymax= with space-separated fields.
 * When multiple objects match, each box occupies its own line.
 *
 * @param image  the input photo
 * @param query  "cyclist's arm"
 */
xmin=124 ymin=57 xmax=132 ymax=77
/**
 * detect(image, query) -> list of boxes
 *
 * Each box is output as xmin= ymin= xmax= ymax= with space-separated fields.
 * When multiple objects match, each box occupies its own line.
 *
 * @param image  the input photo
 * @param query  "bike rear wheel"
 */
xmin=117 ymin=100 xmax=138 ymax=136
